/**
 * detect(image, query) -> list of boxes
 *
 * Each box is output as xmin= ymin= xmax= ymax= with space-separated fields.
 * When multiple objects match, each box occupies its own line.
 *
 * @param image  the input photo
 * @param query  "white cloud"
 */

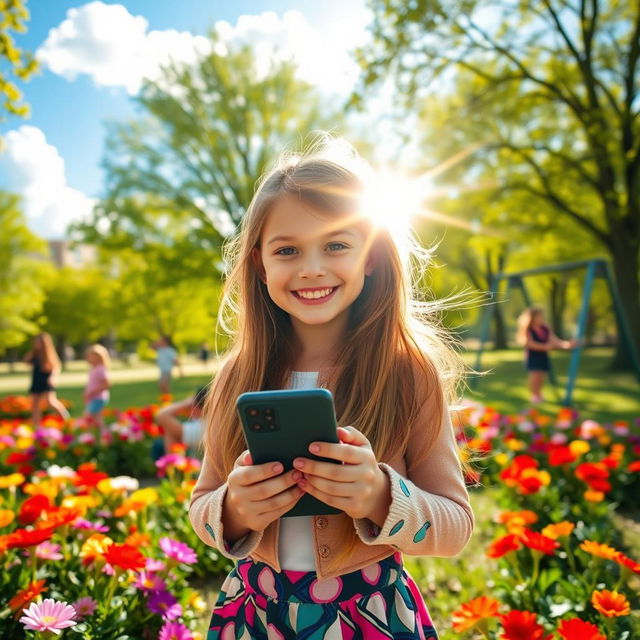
xmin=0 ymin=126 xmax=96 ymax=239
xmin=37 ymin=1 xmax=211 ymax=94
xmin=37 ymin=3 xmax=371 ymax=97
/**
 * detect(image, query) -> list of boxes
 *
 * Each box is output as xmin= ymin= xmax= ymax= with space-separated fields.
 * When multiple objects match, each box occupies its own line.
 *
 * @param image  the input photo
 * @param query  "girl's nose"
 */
xmin=299 ymin=255 xmax=326 ymax=278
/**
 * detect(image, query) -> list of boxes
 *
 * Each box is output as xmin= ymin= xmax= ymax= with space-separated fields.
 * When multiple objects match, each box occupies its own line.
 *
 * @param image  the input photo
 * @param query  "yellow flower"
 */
xmin=62 ymin=495 xmax=99 ymax=513
xmin=506 ymin=439 xmax=526 ymax=451
xmin=569 ymin=440 xmax=590 ymax=455
xmin=591 ymin=589 xmax=630 ymax=617
xmin=15 ymin=437 xmax=34 ymax=449
xmin=494 ymin=453 xmax=509 ymax=467
xmin=541 ymin=521 xmax=575 ymax=539
xmin=584 ymin=489 xmax=605 ymax=502
xmin=24 ymin=480 xmax=59 ymax=501
xmin=0 ymin=473 xmax=26 ymax=489
xmin=80 ymin=534 xmax=114 ymax=566
xmin=187 ymin=591 xmax=207 ymax=613
xmin=128 ymin=487 xmax=158 ymax=505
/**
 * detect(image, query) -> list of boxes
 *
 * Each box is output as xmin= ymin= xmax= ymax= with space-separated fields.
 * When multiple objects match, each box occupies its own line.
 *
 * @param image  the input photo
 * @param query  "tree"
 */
xmin=0 ymin=0 xmax=38 ymax=124
xmin=0 ymin=191 xmax=50 ymax=356
xmin=72 ymin=39 xmax=342 ymax=261
xmin=359 ymin=0 xmax=640 ymax=366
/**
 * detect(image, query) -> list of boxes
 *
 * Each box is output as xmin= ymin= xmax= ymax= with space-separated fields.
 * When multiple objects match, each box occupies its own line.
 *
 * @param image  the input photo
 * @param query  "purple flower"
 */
xmin=148 ymin=590 xmax=182 ymax=620
xmin=146 ymin=557 xmax=166 ymax=572
xmin=159 ymin=621 xmax=193 ymax=640
xmin=71 ymin=596 xmax=98 ymax=620
xmin=72 ymin=518 xmax=109 ymax=533
xmin=19 ymin=598 xmax=77 ymax=633
xmin=159 ymin=537 xmax=197 ymax=565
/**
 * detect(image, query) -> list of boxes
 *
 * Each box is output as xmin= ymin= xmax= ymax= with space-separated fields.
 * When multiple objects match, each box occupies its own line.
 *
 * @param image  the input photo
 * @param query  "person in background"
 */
xmin=199 ymin=341 xmax=210 ymax=368
xmin=517 ymin=305 xmax=577 ymax=404
xmin=23 ymin=332 xmax=70 ymax=426
xmin=84 ymin=344 xmax=111 ymax=431
xmin=154 ymin=386 xmax=208 ymax=459
xmin=153 ymin=335 xmax=179 ymax=395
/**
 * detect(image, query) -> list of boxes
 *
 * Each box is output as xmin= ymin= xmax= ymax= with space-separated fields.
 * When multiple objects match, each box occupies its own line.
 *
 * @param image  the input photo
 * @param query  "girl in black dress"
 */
xmin=23 ymin=333 xmax=70 ymax=426
xmin=517 ymin=307 xmax=576 ymax=404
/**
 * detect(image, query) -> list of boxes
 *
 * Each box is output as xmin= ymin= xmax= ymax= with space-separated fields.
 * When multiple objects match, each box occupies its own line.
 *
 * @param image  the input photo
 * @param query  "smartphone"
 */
xmin=236 ymin=388 xmax=341 ymax=518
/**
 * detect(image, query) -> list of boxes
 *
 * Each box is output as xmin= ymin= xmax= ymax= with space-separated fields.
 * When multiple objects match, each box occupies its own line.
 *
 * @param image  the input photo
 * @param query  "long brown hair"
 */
xmin=516 ymin=306 xmax=544 ymax=346
xmin=203 ymin=138 xmax=465 ymax=567
xmin=34 ymin=333 xmax=61 ymax=373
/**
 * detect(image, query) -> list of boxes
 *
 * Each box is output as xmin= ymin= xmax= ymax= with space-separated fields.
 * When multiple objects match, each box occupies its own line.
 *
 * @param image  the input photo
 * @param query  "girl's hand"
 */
xmin=223 ymin=451 xmax=304 ymax=535
xmin=293 ymin=426 xmax=391 ymax=524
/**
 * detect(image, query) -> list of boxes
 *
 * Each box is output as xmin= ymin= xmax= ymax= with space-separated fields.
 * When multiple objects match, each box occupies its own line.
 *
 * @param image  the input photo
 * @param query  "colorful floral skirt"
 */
xmin=207 ymin=552 xmax=438 ymax=639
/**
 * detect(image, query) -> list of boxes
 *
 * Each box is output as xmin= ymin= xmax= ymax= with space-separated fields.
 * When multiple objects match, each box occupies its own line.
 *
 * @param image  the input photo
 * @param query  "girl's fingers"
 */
xmin=337 ymin=426 xmax=370 ymax=446
xmin=232 ymin=460 xmax=286 ymax=486
xmin=256 ymin=485 xmax=305 ymax=517
xmin=294 ymin=458 xmax=362 ymax=481
xmin=300 ymin=473 xmax=355 ymax=498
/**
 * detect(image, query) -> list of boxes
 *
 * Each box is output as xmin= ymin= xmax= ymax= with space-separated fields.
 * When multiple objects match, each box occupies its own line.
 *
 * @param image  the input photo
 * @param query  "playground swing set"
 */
xmin=473 ymin=258 xmax=640 ymax=406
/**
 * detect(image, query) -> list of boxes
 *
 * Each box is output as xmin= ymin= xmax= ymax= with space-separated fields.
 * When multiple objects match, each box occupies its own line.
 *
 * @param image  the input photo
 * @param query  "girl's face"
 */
xmin=86 ymin=351 xmax=100 ymax=366
xmin=257 ymin=194 xmax=373 ymax=336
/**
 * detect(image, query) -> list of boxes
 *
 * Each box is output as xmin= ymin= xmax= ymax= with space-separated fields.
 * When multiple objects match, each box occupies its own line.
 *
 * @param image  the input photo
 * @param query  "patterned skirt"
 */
xmin=207 ymin=552 xmax=438 ymax=639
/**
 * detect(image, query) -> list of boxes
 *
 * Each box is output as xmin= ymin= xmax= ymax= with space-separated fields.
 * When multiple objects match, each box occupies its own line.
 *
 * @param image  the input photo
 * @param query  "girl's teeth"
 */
xmin=298 ymin=288 xmax=333 ymax=299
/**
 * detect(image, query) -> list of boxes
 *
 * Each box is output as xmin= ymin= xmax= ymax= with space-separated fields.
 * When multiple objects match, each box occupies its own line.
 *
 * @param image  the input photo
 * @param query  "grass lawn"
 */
xmin=463 ymin=347 xmax=640 ymax=423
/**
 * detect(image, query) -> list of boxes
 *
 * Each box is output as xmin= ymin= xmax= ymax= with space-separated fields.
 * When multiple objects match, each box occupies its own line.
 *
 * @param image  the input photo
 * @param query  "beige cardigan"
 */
xmin=189 ymin=377 xmax=474 ymax=581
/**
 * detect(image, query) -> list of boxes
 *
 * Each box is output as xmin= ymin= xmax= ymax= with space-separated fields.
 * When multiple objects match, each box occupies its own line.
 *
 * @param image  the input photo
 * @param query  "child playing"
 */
xmin=153 ymin=335 xmax=179 ymax=395
xmin=155 ymin=386 xmax=208 ymax=457
xmin=517 ymin=306 xmax=577 ymax=404
xmin=84 ymin=344 xmax=111 ymax=430
xmin=189 ymin=138 xmax=474 ymax=639
xmin=24 ymin=332 xmax=70 ymax=426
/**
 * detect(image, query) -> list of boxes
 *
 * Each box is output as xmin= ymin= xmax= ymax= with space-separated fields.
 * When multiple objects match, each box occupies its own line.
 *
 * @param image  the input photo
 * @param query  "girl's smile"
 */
xmin=292 ymin=286 xmax=339 ymax=303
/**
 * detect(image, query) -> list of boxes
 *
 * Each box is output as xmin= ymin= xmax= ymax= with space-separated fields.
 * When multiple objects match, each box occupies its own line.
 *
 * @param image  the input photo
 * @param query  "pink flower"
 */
xmin=148 ymin=590 xmax=182 ymax=620
xmin=159 ymin=621 xmax=193 ymax=640
xmin=34 ymin=541 xmax=64 ymax=560
xmin=134 ymin=570 xmax=167 ymax=593
xmin=19 ymin=598 xmax=78 ymax=633
xmin=71 ymin=596 xmax=98 ymax=619
xmin=159 ymin=537 xmax=197 ymax=565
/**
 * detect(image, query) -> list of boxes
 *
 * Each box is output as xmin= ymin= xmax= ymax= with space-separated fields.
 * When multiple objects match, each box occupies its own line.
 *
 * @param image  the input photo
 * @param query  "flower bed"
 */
xmin=449 ymin=405 xmax=640 ymax=639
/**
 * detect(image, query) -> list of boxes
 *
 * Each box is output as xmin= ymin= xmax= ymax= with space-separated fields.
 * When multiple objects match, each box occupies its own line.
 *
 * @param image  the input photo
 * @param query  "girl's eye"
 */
xmin=275 ymin=247 xmax=297 ymax=256
xmin=327 ymin=242 xmax=348 ymax=252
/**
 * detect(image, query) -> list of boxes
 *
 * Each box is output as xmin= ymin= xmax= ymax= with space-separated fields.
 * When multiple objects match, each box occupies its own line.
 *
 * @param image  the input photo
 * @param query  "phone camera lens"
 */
xmin=264 ymin=414 xmax=274 ymax=422
xmin=247 ymin=408 xmax=259 ymax=417
xmin=268 ymin=423 xmax=277 ymax=431
xmin=250 ymin=423 xmax=262 ymax=432
xmin=263 ymin=408 xmax=274 ymax=416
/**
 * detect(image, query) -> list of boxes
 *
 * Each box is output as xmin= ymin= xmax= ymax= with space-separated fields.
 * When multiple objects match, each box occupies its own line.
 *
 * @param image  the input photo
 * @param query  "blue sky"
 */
xmin=0 ymin=0 xmax=370 ymax=238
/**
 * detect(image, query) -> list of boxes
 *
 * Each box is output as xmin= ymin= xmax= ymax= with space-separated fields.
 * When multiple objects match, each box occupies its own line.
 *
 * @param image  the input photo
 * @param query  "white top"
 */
xmin=278 ymin=370 xmax=319 ymax=570
xmin=157 ymin=346 xmax=177 ymax=373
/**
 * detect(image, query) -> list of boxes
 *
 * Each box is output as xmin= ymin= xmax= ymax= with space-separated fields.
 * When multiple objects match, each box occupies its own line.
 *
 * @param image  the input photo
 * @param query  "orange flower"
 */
xmin=584 ymin=489 xmax=605 ymax=502
xmin=557 ymin=618 xmax=606 ymax=640
xmin=451 ymin=596 xmax=500 ymax=632
xmin=541 ymin=521 xmax=574 ymax=540
xmin=591 ymin=589 xmax=630 ymax=617
xmin=0 ymin=509 xmax=15 ymax=527
xmin=8 ymin=579 xmax=47 ymax=612
xmin=498 ymin=610 xmax=552 ymax=640
xmin=497 ymin=510 xmax=538 ymax=526
xmin=487 ymin=534 xmax=521 ymax=558
xmin=125 ymin=532 xmax=152 ymax=548
xmin=519 ymin=529 xmax=560 ymax=556
xmin=580 ymin=540 xmax=619 ymax=561
xmin=80 ymin=533 xmax=113 ymax=566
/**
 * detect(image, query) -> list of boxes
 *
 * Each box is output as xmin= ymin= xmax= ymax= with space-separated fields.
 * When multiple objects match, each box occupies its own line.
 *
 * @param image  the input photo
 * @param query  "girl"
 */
xmin=83 ymin=344 xmax=111 ymax=430
xmin=153 ymin=335 xmax=179 ymax=395
xmin=189 ymin=139 xmax=474 ymax=639
xmin=517 ymin=306 xmax=576 ymax=404
xmin=23 ymin=333 xmax=70 ymax=426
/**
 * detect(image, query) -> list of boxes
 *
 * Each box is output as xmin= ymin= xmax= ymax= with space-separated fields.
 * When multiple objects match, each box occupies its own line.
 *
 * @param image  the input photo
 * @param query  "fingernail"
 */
xmin=309 ymin=444 xmax=320 ymax=453
xmin=294 ymin=459 xmax=305 ymax=468
xmin=272 ymin=463 xmax=283 ymax=473
xmin=292 ymin=471 xmax=302 ymax=481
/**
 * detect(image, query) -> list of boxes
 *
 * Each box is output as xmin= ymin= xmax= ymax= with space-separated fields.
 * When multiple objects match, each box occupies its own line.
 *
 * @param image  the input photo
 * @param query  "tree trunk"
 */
xmin=609 ymin=241 xmax=640 ymax=370
xmin=493 ymin=306 xmax=508 ymax=349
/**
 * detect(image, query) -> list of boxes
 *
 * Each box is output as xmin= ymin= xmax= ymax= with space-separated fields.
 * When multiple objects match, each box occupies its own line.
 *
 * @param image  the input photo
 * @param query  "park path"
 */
xmin=0 ymin=359 xmax=218 ymax=393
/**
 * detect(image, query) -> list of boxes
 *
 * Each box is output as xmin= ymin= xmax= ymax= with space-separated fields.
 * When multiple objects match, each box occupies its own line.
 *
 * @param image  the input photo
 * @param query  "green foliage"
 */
xmin=0 ymin=0 xmax=38 ymax=123
xmin=0 ymin=191 xmax=51 ymax=354
xmin=71 ymin=37 xmax=343 ymax=263
xmin=358 ymin=0 xmax=640 ymax=359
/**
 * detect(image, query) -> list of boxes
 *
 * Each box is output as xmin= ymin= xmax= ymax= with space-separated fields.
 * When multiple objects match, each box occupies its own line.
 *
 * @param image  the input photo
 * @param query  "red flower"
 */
xmin=103 ymin=543 xmax=146 ymax=571
xmin=8 ymin=579 xmax=47 ymax=613
xmin=557 ymin=618 xmax=606 ymax=640
xmin=628 ymin=460 xmax=640 ymax=472
xmin=519 ymin=529 xmax=560 ymax=556
xmin=575 ymin=462 xmax=611 ymax=492
xmin=487 ymin=534 xmax=521 ymax=558
xmin=499 ymin=610 xmax=552 ymax=640
xmin=547 ymin=445 xmax=576 ymax=466
xmin=7 ymin=527 xmax=55 ymax=549
xmin=18 ymin=495 xmax=51 ymax=525
xmin=5 ymin=451 xmax=34 ymax=465
xmin=614 ymin=552 xmax=640 ymax=574
xmin=73 ymin=463 xmax=109 ymax=489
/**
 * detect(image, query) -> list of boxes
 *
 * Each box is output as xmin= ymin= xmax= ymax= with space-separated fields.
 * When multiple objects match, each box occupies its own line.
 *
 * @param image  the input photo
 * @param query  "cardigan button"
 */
xmin=318 ymin=544 xmax=331 ymax=558
xmin=315 ymin=517 xmax=328 ymax=529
